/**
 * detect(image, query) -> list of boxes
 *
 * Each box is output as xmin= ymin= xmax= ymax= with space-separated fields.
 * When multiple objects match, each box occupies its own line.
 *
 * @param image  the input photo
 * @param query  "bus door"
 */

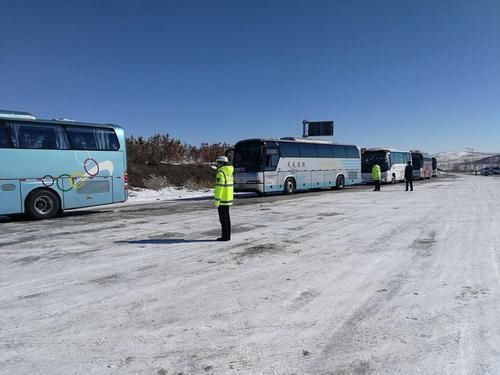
xmin=0 ymin=180 xmax=22 ymax=215
xmin=263 ymin=142 xmax=279 ymax=192
xmin=61 ymin=175 xmax=113 ymax=209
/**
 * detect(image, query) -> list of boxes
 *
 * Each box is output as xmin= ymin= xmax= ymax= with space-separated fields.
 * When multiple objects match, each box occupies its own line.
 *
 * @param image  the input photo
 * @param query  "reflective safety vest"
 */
xmin=214 ymin=165 xmax=234 ymax=206
xmin=371 ymin=164 xmax=381 ymax=181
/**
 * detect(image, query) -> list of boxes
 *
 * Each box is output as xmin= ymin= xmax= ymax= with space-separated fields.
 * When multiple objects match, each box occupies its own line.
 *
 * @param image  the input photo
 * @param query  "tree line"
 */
xmin=126 ymin=134 xmax=232 ymax=165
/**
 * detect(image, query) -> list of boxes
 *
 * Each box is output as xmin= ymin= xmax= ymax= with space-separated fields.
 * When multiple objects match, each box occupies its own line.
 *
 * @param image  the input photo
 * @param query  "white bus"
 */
xmin=233 ymin=137 xmax=361 ymax=195
xmin=361 ymin=148 xmax=411 ymax=183
xmin=411 ymin=151 xmax=433 ymax=179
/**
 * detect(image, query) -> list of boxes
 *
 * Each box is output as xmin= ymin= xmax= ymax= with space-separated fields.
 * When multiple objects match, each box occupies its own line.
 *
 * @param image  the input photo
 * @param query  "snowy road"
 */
xmin=1 ymin=175 xmax=499 ymax=374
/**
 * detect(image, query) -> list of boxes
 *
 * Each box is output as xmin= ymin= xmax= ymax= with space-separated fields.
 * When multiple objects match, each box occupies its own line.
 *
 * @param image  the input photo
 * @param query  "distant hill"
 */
xmin=434 ymin=151 xmax=500 ymax=171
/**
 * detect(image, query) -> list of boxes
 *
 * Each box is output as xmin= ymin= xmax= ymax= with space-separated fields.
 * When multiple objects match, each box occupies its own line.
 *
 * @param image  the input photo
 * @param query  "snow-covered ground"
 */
xmin=127 ymin=186 xmax=213 ymax=203
xmin=1 ymin=175 xmax=499 ymax=374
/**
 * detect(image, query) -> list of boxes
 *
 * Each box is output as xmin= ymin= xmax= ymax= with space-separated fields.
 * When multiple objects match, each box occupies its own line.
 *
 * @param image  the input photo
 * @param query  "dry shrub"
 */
xmin=143 ymin=174 xmax=170 ymax=190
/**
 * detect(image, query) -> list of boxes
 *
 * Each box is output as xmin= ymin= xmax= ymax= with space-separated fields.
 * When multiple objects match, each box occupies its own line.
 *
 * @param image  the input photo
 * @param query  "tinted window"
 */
xmin=278 ymin=142 xmax=300 ymax=157
xmin=299 ymin=143 xmax=317 ymax=157
xmin=234 ymin=141 xmax=263 ymax=172
xmin=346 ymin=146 xmax=360 ymax=158
xmin=332 ymin=145 xmax=347 ymax=158
xmin=264 ymin=141 xmax=279 ymax=171
xmin=66 ymin=127 xmax=120 ymax=151
xmin=316 ymin=144 xmax=332 ymax=158
xmin=0 ymin=125 xmax=10 ymax=148
xmin=17 ymin=123 xmax=58 ymax=149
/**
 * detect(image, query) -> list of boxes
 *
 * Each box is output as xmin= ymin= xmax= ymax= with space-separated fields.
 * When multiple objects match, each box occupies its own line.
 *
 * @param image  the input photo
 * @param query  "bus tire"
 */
xmin=391 ymin=175 xmax=396 ymax=184
xmin=284 ymin=178 xmax=296 ymax=195
xmin=335 ymin=175 xmax=345 ymax=190
xmin=26 ymin=189 xmax=61 ymax=220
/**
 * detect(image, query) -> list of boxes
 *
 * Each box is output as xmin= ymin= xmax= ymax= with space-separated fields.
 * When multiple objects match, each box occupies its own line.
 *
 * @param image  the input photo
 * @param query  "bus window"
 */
xmin=346 ymin=146 xmax=360 ymax=158
xmin=66 ymin=126 xmax=98 ymax=150
xmin=316 ymin=144 xmax=332 ymax=158
xmin=332 ymin=145 xmax=347 ymax=158
xmin=298 ymin=143 xmax=317 ymax=157
xmin=234 ymin=141 xmax=264 ymax=172
xmin=95 ymin=128 xmax=120 ymax=151
xmin=17 ymin=123 xmax=58 ymax=149
xmin=0 ymin=125 xmax=10 ymax=148
xmin=278 ymin=142 xmax=300 ymax=157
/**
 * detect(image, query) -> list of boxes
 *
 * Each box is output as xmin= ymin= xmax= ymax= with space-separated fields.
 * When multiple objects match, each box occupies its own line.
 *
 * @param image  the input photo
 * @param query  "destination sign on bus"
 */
xmin=303 ymin=120 xmax=334 ymax=137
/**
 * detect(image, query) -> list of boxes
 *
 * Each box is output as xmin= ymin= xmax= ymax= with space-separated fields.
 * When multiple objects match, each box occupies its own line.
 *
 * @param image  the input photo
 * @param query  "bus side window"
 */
xmin=332 ymin=145 xmax=347 ymax=158
xmin=0 ymin=125 xmax=10 ymax=148
xmin=66 ymin=127 xmax=98 ymax=150
xmin=17 ymin=123 xmax=58 ymax=149
xmin=55 ymin=125 xmax=71 ymax=149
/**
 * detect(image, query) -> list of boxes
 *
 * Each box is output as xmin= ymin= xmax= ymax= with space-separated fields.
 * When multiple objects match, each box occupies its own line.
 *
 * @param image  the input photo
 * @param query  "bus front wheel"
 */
xmin=26 ymin=189 xmax=61 ymax=220
xmin=336 ymin=175 xmax=345 ymax=190
xmin=284 ymin=178 xmax=296 ymax=195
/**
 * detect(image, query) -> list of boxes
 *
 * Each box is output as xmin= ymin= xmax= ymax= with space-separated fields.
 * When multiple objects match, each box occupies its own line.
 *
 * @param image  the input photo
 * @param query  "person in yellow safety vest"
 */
xmin=372 ymin=163 xmax=381 ymax=191
xmin=214 ymin=156 xmax=234 ymax=241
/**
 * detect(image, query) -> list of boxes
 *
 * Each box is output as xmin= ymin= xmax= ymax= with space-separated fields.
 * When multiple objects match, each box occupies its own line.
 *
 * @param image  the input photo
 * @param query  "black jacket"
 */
xmin=405 ymin=165 xmax=413 ymax=180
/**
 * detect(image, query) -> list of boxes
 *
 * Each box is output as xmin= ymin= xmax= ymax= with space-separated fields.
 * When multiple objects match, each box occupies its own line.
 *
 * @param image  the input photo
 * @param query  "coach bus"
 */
xmin=0 ymin=110 xmax=128 ymax=219
xmin=233 ymin=137 xmax=361 ymax=195
xmin=361 ymin=148 xmax=411 ymax=184
xmin=411 ymin=150 xmax=433 ymax=179
xmin=432 ymin=157 xmax=438 ymax=177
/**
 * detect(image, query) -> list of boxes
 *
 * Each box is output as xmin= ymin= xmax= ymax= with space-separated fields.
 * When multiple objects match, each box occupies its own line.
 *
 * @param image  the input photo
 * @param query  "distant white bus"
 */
xmin=233 ymin=138 xmax=361 ymax=195
xmin=361 ymin=148 xmax=411 ymax=183
xmin=411 ymin=151 xmax=433 ymax=179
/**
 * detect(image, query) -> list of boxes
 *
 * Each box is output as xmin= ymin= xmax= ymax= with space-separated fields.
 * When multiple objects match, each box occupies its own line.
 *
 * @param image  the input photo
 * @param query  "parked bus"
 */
xmin=432 ymin=157 xmax=438 ymax=177
xmin=361 ymin=148 xmax=411 ymax=184
xmin=233 ymin=138 xmax=361 ymax=195
xmin=0 ymin=110 xmax=128 ymax=219
xmin=411 ymin=150 xmax=433 ymax=179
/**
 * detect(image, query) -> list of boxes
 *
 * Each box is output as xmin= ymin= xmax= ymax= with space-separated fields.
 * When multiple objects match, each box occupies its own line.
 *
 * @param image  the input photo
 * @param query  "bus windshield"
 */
xmin=234 ymin=141 xmax=263 ymax=172
xmin=362 ymin=151 xmax=389 ymax=173
xmin=412 ymin=153 xmax=423 ymax=169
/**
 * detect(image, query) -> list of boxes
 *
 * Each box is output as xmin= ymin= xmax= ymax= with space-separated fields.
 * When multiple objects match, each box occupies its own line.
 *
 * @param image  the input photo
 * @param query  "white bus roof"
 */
xmin=365 ymin=147 xmax=410 ymax=153
xmin=236 ymin=137 xmax=358 ymax=147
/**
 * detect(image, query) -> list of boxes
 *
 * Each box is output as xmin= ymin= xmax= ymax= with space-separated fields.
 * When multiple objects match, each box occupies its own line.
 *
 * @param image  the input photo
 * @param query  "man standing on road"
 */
xmin=372 ymin=163 xmax=381 ymax=191
xmin=214 ymin=156 xmax=234 ymax=241
xmin=405 ymin=160 xmax=414 ymax=191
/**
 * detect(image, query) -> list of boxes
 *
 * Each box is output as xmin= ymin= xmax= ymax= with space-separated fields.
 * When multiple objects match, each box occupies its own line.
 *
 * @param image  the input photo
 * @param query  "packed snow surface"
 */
xmin=1 ymin=175 xmax=499 ymax=374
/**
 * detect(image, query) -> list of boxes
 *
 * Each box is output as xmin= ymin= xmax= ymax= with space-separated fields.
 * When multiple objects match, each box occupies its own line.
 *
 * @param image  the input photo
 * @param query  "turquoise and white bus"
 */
xmin=233 ymin=137 xmax=361 ymax=195
xmin=0 ymin=110 xmax=128 ymax=219
xmin=361 ymin=148 xmax=411 ymax=184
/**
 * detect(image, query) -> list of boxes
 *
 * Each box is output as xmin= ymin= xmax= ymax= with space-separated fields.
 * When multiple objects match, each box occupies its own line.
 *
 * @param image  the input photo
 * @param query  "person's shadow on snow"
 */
xmin=115 ymin=239 xmax=217 ymax=245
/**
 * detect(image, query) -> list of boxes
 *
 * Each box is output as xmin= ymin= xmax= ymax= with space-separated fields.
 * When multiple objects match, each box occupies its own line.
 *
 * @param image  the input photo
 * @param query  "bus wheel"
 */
xmin=284 ymin=178 xmax=296 ymax=194
xmin=335 ymin=175 xmax=345 ymax=190
xmin=26 ymin=189 xmax=61 ymax=220
xmin=391 ymin=175 xmax=396 ymax=184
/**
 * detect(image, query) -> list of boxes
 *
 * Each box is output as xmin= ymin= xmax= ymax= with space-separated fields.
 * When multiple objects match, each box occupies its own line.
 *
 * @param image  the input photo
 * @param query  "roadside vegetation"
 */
xmin=126 ymin=134 xmax=232 ymax=189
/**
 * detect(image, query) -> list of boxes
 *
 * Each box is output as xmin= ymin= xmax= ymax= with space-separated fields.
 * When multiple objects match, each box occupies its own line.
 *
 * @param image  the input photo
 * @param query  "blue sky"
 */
xmin=1 ymin=0 xmax=499 ymax=153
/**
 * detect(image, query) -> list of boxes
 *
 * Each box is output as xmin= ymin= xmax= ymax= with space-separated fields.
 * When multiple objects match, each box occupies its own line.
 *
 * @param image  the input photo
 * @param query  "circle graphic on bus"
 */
xmin=56 ymin=174 xmax=73 ymax=192
xmin=41 ymin=175 xmax=55 ymax=187
xmin=84 ymin=158 xmax=99 ymax=177
xmin=70 ymin=172 xmax=87 ymax=189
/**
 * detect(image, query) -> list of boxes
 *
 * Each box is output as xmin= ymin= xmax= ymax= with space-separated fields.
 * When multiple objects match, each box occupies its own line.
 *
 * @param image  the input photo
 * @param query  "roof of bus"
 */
xmin=365 ymin=147 xmax=410 ymax=153
xmin=235 ymin=138 xmax=358 ymax=147
xmin=1 ymin=117 xmax=123 ymax=130
xmin=0 ymin=110 xmax=123 ymax=130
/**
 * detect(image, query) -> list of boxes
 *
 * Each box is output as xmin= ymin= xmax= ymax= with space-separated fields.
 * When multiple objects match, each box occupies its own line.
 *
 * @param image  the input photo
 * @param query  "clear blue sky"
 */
xmin=1 ymin=0 xmax=499 ymax=153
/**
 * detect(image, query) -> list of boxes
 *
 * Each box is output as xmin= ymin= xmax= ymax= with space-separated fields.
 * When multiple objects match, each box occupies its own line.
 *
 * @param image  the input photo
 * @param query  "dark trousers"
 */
xmin=406 ymin=179 xmax=413 ymax=191
xmin=373 ymin=180 xmax=381 ymax=191
xmin=218 ymin=205 xmax=231 ymax=240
